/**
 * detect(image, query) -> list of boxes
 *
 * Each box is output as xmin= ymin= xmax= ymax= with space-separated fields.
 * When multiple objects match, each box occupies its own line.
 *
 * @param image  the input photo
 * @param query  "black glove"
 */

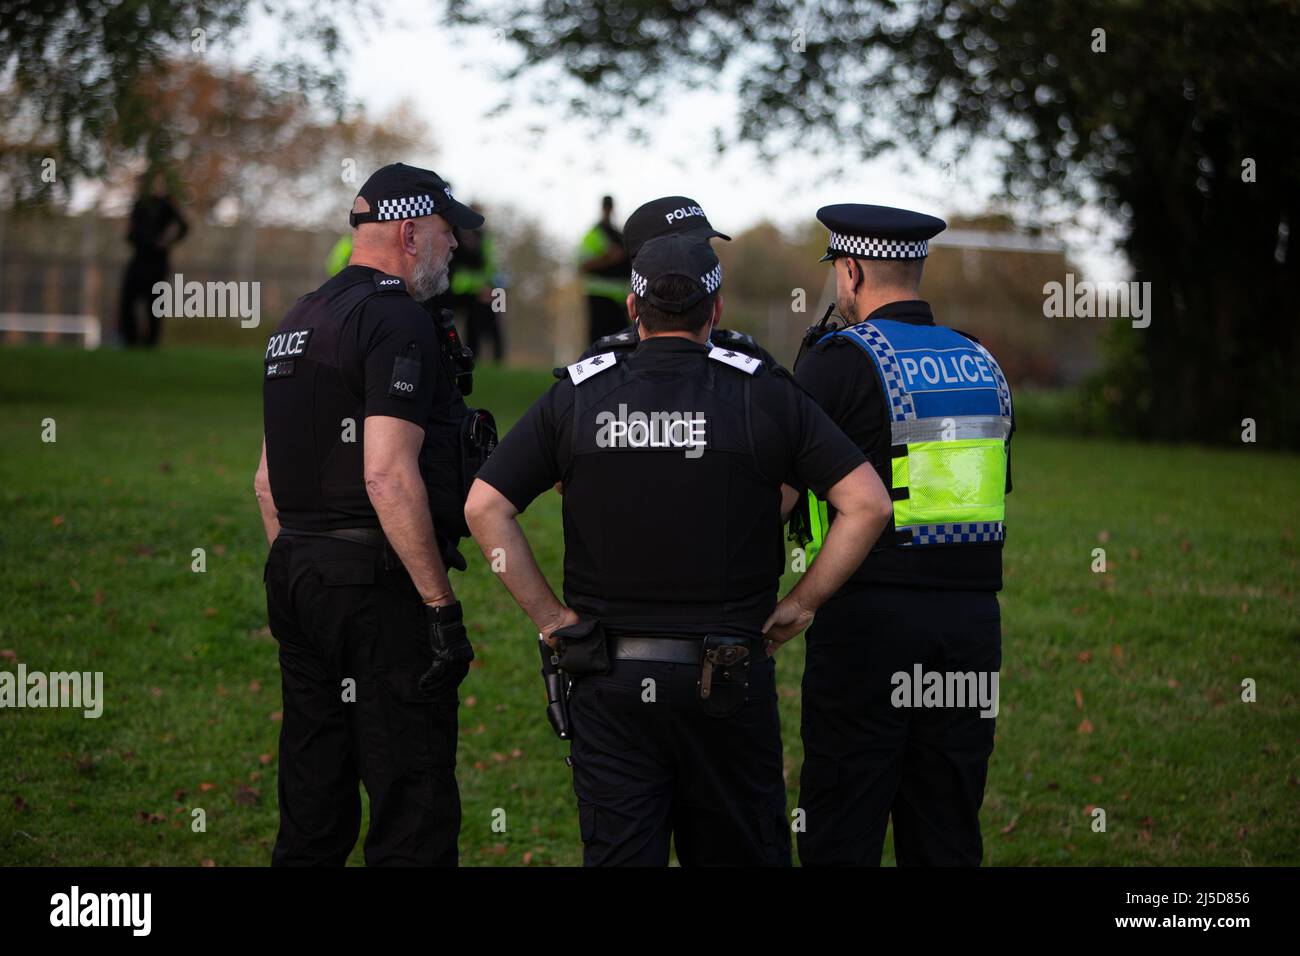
xmin=418 ymin=601 xmax=474 ymax=697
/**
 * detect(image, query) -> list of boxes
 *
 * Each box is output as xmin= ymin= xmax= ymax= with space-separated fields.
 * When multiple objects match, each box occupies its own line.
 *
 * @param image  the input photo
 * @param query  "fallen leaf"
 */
xmin=69 ymin=579 xmax=80 ymax=592
xmin=1180 ymin=538 xmax=1192 ymax=553
xmin=1000 ymin=818 xmax=1017 ymax=834
xmin=1089 ymin=774 xmax=1103 ymax=784
xmin=1073 ymin=688 xmax=1085 ymax=710
xmin=522 ymin=851 xmax=534 ymax=865
xmin=269 ymin=711 xmax=283 ymax=722
xmin=0 ymin=649 xmax=16 ymax=662
xmin=1167 ymin=678 xmax=1180 ymax=688
xmin=150 ymin=687 xmax=162 ymax=698
xmin=13 ymin=796 xmax=29 ymax=812
xmin=465 ymin=695 xmax=477 ymax=707
xmin=248 ymin=680 xmax=261 ymax=694
xmin=203 ymin=607 xmax=217 ymax=618
xmin=51 ymin=515 xmax=65 ymax=527
xmin=1077 ymin=718 xmax=1094 ymax=734
xmin=1097 ymin=529 xmax=1110 ymax=543
xmin=233 ymin=786 xmax=260 ymax=806
xmin=259 ymin=753 xmax=273 ymax=765
xmin=1076 ymin=650 xmax=1092 ymax=663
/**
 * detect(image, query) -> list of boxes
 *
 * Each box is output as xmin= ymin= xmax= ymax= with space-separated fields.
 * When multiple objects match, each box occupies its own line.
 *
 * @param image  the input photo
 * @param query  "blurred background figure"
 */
xmin=325 ymin=232 xmax=352 ymax=277
xmin=118 ymin=170 xmax=188 ymax=347
xmin=576 ymin=195 xmax=630 ymax=343
xmin=449 ymin=220 xmax=505 ymax=363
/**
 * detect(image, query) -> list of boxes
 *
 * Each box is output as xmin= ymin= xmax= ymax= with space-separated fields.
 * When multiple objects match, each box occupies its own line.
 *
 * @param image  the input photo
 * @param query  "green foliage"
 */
xmin=0 ymin=0 xmax=357 ymax=201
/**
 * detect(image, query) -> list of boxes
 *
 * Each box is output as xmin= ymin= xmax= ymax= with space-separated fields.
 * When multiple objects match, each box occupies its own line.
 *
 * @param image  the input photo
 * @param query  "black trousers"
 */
xmin=119 ymin=252 xmax=168 ymax=346
xmin=797 ymin=586 xmax=1001 ymax=867
xmin=569 ymin=654 xmax=791 ymax=866
xmin=263 ymin=533 xmax=461 ymax=866
xmin=586 ymin=295 xmax=626 ymax=344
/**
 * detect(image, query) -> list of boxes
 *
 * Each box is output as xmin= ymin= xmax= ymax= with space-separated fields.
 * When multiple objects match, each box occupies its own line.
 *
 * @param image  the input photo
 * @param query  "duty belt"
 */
xmin=278 ymin=526 xmax=388 ymax=548
xmin=607 ymin=635 xmax=765 ymax=664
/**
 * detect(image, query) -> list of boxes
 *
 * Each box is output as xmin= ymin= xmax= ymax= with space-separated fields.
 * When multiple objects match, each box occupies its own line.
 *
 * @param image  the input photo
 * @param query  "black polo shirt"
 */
xmin=795 ymin=299 xmax=1013 ymax=593
xmin=478 ymin=335 xmax=866 ymax=636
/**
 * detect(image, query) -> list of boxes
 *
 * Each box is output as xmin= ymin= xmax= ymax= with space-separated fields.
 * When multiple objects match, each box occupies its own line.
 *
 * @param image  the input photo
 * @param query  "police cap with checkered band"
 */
xmin=816 ymin=204 xmax=946 ymax=262
xmin=349 ymin=162 xmax=485 ymax=230
xmin=630 ymin=234 xmax=723 ymax=314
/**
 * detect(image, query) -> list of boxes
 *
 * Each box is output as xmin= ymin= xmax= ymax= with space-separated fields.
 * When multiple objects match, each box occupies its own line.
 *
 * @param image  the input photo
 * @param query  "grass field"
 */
xmin=1 ymin=345 xmax=1297 ymax=866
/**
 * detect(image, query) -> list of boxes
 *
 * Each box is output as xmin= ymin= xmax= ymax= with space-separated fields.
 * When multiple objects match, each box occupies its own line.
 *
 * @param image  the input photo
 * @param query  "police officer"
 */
xmin=577 ymin=195 xmax=632 ymax=343
xmin=791 ymin=204 xmax=1015 ymax=866
xmin=573 ymin=196 xmax=782 ymax=370
xmin=465 ymin=233 xmax=893 ymax=866
xmin=253 ymin=163 xmax=484 ymax=866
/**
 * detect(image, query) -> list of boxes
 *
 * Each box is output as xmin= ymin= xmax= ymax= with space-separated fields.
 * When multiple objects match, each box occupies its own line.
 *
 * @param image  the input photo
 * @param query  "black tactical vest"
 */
xmin=559 ymin=345 xmax=784 ymax=637
xmin=263 ymin=271 xmax=470 ymax=551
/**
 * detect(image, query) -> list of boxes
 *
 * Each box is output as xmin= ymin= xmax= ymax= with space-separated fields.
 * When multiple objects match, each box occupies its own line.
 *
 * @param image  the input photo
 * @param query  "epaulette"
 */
xmin=565 ymin=351 xmax=618 ymax=385
xmin=707 ymin=344 xmax=760 ymax=375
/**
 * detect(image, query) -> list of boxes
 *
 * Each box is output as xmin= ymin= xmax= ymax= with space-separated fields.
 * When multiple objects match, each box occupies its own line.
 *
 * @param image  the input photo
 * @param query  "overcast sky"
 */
xmin=247 ymin=0 xmax=1127 ymax=279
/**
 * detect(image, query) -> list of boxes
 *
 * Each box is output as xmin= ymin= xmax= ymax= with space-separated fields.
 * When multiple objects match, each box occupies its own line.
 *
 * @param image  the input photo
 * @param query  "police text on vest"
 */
xmin=595 ymin=403 xmax=708 ymax=459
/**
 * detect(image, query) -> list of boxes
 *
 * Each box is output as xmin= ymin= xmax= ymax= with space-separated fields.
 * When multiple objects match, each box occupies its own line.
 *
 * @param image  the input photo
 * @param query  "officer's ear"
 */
xmin=399 ymin=219 xmax=419 ymax=256
xmin=845 ymin=256 xmax=863 ymax=295
xmin=710 ymin=293 xmax=724 ymax=329
xmin=626 ymin=293 xmax=638 ymax=325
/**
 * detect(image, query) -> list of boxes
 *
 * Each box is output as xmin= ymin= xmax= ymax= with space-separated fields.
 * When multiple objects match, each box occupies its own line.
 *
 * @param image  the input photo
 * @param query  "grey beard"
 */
xmin=410 ymin=257 xmax=449 ymax=301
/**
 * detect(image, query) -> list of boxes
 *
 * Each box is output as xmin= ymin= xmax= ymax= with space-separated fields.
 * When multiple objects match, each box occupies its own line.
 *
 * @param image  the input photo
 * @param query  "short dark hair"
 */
xmin=634 ymin=274 xmax=715 ymax=334
xmin=849 ymin=255 xmax=925 ymax=289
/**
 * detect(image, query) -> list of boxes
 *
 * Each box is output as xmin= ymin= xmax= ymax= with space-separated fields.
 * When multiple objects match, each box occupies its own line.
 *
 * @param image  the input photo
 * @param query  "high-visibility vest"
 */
xmin=577 ymin=225 xmax=629 ymax=302
xmin=326 ymin=234 xmax=352 ymax=277
xmin=806 ymin=319 xmax=1012 ymax=559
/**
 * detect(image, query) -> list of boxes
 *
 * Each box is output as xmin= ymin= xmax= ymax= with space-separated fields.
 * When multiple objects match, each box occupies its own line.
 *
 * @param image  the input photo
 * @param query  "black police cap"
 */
xmin=816 ymin=203 xmax=946 ymax=262
xmin=630 ymin=234 xmax=722 ymax=314
xmin=624 ymin=196 xmax=731 ymax=259
xmin=349 ymin=162 xmax=485 ymax=230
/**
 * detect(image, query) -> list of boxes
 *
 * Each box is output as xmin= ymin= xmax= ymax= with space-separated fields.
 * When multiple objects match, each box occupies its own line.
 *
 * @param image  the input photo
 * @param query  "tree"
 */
xmin=449 ymin=0 xmax=1300 ymax=445
xmin=92 ymin=60 xmax=430 ymax=228
xmin=0 ymin=0 xmax=357 ymax=202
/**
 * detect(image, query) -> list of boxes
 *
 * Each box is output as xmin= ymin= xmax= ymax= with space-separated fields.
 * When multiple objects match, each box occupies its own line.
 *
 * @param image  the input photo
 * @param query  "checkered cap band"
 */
xmin=701 ymin=263 xmax=722 ymax=293
xmin=376 ymin=193 xmax=436 ymax=221
xmin=828 ymin=232 xmax=928 ymax=259
xmin=630 ymin=264 xmax=722 ymax=297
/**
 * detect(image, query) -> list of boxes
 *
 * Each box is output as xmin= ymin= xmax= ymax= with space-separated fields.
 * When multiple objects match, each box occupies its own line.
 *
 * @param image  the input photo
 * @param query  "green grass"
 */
xmin=1 ymin=345 xmax=1296 ymax=866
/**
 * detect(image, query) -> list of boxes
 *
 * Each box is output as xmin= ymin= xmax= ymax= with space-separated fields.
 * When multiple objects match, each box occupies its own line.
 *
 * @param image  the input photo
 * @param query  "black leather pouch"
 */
xmin=554 ymin=619 xmax=610 ymax=676
xmin=698 ymin=635 xmax=753 ymax=718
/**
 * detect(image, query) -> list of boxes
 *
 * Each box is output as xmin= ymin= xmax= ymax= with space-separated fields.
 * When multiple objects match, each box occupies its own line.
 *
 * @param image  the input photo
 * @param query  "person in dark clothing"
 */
xmin=119 ymin=171 xmax=188 ymax=347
